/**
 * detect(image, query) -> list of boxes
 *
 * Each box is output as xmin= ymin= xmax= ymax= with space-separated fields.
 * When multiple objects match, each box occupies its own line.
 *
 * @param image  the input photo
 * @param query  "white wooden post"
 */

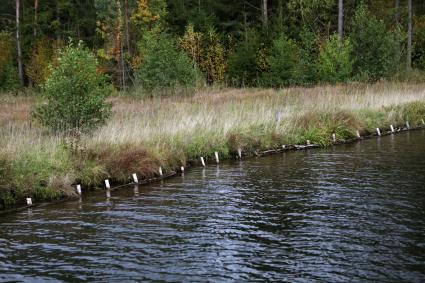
xmin=406 ymin=121 xmax=410 ymax=129
xmin=332 ymin=133 xmax=336 ymax=142
xmin=214 ymin=152 xmax=219 ymax=164
xmin=306 ymin=140 xmax=310 ymax=145
xmin=132 ymin=173 xmax=138 ymax=183
xmin=105 ymin=179 xmax=111 ymax=189
xmin=237 ymin=148 xmax=242 ymax=158
xmin=76 ymin=184 xmax=82 ymax=196
xmin=422 ymin=119 xmax=425 ymax=125
xmin=390 ymin=125 xmax=395 ymax=133
xmin=159 ymin=167 xmax=163 ymax=177
xmin=356 ymin=130 xmax=361 ymax=138
xmin=376 ymin=128 xmax=381 ymax=136
xmin=26 ymin=198 xmax=32 ymax=206
xmin=200 ymin=157 xmax=206 ymax=167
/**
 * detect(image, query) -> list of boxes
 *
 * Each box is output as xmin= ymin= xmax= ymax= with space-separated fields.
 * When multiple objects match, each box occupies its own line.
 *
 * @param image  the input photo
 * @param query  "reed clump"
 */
xmin=77 ymin=143 xmax=162 ymax=186
xmin=1 ymin=82 xmax=425 ymax=209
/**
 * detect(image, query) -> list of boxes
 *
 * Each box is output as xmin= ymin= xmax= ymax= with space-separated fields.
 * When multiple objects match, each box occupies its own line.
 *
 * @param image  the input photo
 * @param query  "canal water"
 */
xmin=1 ymin=131 xmax=425 ymax=282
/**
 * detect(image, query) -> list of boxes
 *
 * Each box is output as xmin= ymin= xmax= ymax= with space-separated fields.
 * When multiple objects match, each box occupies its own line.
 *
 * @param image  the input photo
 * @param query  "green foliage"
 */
xmin=294 ymin=27 xmax=318 ymax=85
xmin=287 ymin=0 xmax=337 ymax=36
xmin=131 ymin=0 xmax=168 ymax=30
xmin=26 ymin=38 xmax=62 ymax=87
xmin=227 ymin=38 xmax=259 ymax=87
xmin=33 ymin=42 xmax=112 ymax=132
xmin=413 ymin=15 xmax=425 ymax=70
xmin=261 ymin=35 xmax=299 ymax=87
xmin=350 ymin=4 xmax=401 ymax=82
xmin=179 ymin=24 xmax=203 ymax=66
xmin=317 ymin=34 xmax=353 ymax=84
xmin=0 ymin=32 xmax=20 ymax=91
xmin=179 ymin=25 xmax=227 ymax=84
xmin=200 ymin=28 xmax=227 ymax=84
xmin=135 ymin=32 xmax=200 ymax=93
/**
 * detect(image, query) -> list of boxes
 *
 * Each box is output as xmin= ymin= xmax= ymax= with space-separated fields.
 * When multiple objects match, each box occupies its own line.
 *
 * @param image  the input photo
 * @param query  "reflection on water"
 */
xmin=1 ymin=131 xmax=425 ymax=282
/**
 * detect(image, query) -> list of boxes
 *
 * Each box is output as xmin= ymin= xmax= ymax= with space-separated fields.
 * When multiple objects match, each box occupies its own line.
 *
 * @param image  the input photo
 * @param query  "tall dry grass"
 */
xmin=90 ymin=82 xmax=425 ymax=149
xmin=1 ymin=82 xmax=425 ymax=207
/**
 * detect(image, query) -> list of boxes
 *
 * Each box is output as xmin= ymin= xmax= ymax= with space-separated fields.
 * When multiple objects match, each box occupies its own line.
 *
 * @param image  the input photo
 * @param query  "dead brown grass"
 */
xmin=83 ymin=143 xmax=162 ymax=183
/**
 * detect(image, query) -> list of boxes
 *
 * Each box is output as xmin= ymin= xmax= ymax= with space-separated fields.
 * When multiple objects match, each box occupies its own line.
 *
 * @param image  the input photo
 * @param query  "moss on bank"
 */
xmin=1 ymin=85 xmax=425 ymax=209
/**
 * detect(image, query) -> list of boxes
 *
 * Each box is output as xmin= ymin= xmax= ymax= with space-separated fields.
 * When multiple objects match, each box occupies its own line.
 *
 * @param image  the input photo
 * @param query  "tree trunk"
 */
xmin=338 ymin=0 xmax=343 ymax=40
xmin=16 ymin=0 xmax=24 ymax=85
xmin=124 ymin=0 xmax=131 ymax=56
xmin=56 ymin=2 xmax=61 ymax=39
xmin=34 ymin=0 xmax=38 ymax=37
xmin=116 ymin=0 xmax=126 ymax=91
xmin=262 ymin=0 xmax=268 ymax=31
xmin=395 ymin=0 xmax=400 ymax=25
xmin=407 ymin=0 xmax=412 ymax=70
xmin=278 ymin=0 xmax=283 ymax=29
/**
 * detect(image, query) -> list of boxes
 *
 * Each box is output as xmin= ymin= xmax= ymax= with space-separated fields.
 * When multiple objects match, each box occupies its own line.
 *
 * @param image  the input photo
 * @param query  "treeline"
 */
xmin=1 ymin=0 xmax=425 ymax=93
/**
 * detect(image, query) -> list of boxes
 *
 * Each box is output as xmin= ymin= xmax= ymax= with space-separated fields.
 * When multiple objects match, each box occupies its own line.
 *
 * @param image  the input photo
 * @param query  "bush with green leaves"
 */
xmin=135 ymin=32 xmax=199 ymax=93
xmin=317 ymin=34 xmax=353 ymax=84
xmin=261 ymin=35 xmax=299 ymax=87
xmin=413 ymin=15 xmax=425 ymax=70
xmin=294 ymin=27 xmax=318 ymax=85
xmin=350 ymin=4 xmax=401 ymax=82
xmin=0 ymin=31 xmax=20 ymax=91
xmin=226 ymin=39 xmax=259 ymax=87
xmin=33 ymin=42 xmax=112 ymax=132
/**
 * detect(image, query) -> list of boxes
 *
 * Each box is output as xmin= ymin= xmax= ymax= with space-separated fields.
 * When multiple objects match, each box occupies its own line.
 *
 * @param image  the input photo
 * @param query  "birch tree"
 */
xmin=338 ymin=0 xmax=343 ymax=40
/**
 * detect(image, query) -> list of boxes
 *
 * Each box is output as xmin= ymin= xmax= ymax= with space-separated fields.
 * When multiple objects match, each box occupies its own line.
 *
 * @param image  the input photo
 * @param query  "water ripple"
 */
xmin=0 ymin=131 xmax=425 ymax=282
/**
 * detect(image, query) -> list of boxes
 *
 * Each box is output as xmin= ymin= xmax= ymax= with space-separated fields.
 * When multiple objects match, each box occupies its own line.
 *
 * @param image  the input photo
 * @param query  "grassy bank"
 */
xmin=1 ymin=82 xmax=425 ymax=209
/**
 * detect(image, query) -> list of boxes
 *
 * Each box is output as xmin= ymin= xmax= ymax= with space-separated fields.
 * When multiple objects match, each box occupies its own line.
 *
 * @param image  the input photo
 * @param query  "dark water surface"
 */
xmin=1 ymin=131 xmax=425 ymax=282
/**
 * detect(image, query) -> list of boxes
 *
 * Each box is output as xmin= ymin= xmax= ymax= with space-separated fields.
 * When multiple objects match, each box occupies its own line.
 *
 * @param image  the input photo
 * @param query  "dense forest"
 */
xmin=1 ymin=0 xmax=425 ymax=92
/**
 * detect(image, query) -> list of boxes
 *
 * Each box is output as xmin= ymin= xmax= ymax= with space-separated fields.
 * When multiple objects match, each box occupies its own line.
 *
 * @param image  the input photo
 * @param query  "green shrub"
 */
xmin=26 ymin=38 xmax=62 ymax=87
xmin=135 ymin=32 xmax=199 ymax=94
xmin=294 ymin=27 xmax=318 ymax=85
xmin=413 ymin=16 xmax=425 ymax=70
xmin=350 ymin=4 xmax=401 ymax=82
xmin=227 ymin=39 xmax=259 ymax=87
xmin=0 ymin=31 xmax=20 ymax=91
xmin=317 ymin=34 xmax=353 ymax=84
xmin=261 ymin=35 xmax=299 ymax=87
xmin=200 ymin=28 xmax=226 ymax=84
xmin=33 ymin=42 xmax=112 ymax=132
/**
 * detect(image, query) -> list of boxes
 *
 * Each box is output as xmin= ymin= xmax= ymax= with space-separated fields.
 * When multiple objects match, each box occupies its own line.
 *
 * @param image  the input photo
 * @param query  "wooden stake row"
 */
xmin=52 ymin=119 xmax=425 ymax=205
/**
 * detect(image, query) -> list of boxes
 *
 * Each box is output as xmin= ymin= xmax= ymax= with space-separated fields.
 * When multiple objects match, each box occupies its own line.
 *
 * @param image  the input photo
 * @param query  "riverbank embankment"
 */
xmin=1 ymin=82 xmax=425 ymax=210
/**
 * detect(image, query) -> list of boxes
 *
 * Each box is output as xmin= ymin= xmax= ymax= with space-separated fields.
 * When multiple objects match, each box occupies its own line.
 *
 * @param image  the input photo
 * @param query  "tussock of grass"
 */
xmin=1 ymin=82 xmax=425 ymax=208
xmin=78 ymin=143 xmax=162 ymax=185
